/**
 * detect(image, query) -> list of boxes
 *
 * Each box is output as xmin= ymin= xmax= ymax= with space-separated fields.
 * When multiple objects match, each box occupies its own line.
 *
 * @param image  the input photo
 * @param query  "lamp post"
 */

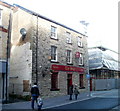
xmin=80 ymin=21 xmax=89 ymax=36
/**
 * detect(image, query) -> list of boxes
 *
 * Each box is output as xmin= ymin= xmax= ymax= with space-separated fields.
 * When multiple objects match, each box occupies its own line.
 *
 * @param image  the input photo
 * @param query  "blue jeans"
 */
xmin=31 ymin=95 xmax=38 ymax=109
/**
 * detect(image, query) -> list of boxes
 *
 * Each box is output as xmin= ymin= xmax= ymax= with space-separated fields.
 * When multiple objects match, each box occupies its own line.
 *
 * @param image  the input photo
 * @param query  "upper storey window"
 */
xmin=51 ymin=26 xmax=57 ymax=39
xmin=66 ymin=32 xmax=71 ymax=44
xmin=66 ymin=50 xmax=72 ymax=64
xmin=79 ymin=53 xmax=83 ymax=65
xmin=0 ymin=9 xmax=2 ymax=26
xmin=51 ymin=46 xmax=57 ymax=62
xmin=78 ymin=36 xmax=82 ymax=47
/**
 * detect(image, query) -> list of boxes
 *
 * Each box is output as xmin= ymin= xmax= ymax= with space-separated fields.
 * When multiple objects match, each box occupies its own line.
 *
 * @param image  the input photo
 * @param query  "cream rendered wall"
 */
xmin=9 ymin=8 xmax=33 ymax=95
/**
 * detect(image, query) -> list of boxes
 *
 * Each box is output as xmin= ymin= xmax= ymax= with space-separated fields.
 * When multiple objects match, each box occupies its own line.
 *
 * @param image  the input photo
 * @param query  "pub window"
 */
xmin=79 ymin=74 xmax=84 ymax=88
xmin=51 ymin=26 xmax=57 ymax=39
xmin=51 ymin=46 xmax=57 ymax=62
xmin=51 ymin=72 xmax=59 ymax=91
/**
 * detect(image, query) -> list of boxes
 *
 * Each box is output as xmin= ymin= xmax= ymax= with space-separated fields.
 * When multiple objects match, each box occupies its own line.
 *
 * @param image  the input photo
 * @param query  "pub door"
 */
xmin=90 ymin=78 xmax=92 ymax=91
xmin=67 ymin=74 xmax=72 ymax=94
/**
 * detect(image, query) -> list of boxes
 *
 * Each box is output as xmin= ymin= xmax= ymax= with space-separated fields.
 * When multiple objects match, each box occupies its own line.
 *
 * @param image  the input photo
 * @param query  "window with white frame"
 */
xmin=79 ymin=53 xmax=83 ymax=65
xmin=51 ymin=26 xmax=57 ymax=39
xmin=66 ymin=50 xmax=72 ymax=63
xmin=78 ymin=36 xmax=82 ymax=47
xmin=51 ymin=46 xmax=57 ymax=61
xmin=66 ymin=32 xmax=71 ymax=43
xmin=0 ymin=9 xmax=2 ymax=26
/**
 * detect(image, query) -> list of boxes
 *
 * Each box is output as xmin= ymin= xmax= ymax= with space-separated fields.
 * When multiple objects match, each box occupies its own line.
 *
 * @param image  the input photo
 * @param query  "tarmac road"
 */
xmin=2 ymin=89 xmax=120 ymax=111
xmin=49 ymin=97 xmax=119 ymax=110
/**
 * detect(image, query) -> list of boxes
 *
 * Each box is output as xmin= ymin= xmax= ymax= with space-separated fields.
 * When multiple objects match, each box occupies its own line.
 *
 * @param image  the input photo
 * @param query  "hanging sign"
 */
xmin=75 ymin=52 xmax=80 ymax=58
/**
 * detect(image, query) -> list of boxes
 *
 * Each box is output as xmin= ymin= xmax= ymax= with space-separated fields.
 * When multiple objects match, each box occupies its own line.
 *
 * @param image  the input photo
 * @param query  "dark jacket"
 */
xmin=69 ymin=85 xmax=73 ymax=95
xmin=74 ymin=88 xmax=79 ymax=95
xmin=31 ymin=85 xmax=40 ymax=96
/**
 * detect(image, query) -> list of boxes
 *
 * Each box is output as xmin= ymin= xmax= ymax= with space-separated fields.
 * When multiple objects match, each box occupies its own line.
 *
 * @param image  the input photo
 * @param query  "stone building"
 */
xmin=1 ymin=2 xmax=89 ymax=98
xmin=0 ymin=1 xmax=13 ymax=101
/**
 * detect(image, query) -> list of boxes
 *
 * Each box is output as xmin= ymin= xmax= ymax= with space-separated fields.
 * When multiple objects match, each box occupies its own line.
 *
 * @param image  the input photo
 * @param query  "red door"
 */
xmin=90 ymin=78 xmax=92 ymax=91
xmin=67 ymin=74 xmax=72 ymax=94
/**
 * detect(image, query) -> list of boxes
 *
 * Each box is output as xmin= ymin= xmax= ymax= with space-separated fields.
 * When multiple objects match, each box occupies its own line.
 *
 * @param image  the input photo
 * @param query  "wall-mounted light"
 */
xmin=20 ymin=28 xmax=27 ymax=40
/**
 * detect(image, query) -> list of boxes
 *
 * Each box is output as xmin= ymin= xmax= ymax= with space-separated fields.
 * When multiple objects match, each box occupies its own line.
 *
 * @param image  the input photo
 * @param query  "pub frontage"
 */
xmin=50 ymin=64 xmax=85 ymax=95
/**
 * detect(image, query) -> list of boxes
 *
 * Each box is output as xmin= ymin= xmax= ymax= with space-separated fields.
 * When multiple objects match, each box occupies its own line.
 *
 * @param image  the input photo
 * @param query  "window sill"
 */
xmin=67 ymin=63 xmax=73 ymax=65
xmin=79 ymin=87 xmax=85 ymax=89
xmin=50 ymin=89 xmax=60 ymax=91
xmin=78 ymin=46 xmax=83 ymax=48
xmin=66 ymin=42 xmax=72 ymax=45
xmin=51 ymin=60 xmax=59 ymax=63
xmin=50 ymin=37 xmax=59 ymax=41
xmin=79 ymin=64 xmax=84 ymax=66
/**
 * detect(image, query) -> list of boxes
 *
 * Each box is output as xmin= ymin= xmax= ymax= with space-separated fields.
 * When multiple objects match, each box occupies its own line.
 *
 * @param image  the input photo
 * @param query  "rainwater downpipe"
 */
xmin=6 ymin=12 xmax=12 ymax=103
xmin=36 ymin=15 xmax=38 ymax=84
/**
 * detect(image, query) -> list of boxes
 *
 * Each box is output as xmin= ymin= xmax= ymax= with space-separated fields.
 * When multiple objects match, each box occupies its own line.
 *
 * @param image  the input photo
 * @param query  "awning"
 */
xmin=0 ymin=61 xmax=7 ymax=73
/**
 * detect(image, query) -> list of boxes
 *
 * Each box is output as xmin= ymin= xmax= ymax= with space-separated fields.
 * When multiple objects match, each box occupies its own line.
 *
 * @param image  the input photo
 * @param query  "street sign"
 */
xmin=86 ymin=74 xmax=90 ymax=79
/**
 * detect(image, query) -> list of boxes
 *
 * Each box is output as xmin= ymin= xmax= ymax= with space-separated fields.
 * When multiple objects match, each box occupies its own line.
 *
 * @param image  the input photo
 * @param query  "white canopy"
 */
xmin=88 ymin=47 xmax=119 ymax=71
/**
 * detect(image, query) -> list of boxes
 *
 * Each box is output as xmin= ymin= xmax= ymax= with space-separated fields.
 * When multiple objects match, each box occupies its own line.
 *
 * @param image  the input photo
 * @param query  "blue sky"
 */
xmin=3 ymin=0 xmax=119 ymax=52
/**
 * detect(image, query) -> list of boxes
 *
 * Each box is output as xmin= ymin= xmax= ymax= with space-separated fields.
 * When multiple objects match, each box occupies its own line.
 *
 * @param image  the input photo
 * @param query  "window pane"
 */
xmin=67 ymin=50 xmax=72 ymax=63
xmin=51 ymin=73 xmax=58 ymax=89
xmin=51 ymin=46 xmax=57 ymax=61
xmin=51 ymin=26 xmax=57 ymax=38
xmin=78 ymin=37 xmax=82 ymax=47
xmin=0 ymin=10 xmax=2 ymax=26
xmin=79 ymin=54 xmax=83 ymax=65
xmin=66 ymin=32 xmax=71 ymax=43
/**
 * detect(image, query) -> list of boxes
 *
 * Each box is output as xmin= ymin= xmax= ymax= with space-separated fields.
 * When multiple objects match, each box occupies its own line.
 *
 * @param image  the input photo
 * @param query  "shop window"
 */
xmin=51 ymin=26 xmax=57 ymax=39
xmin=51 ymin=46 xmax=57 ymax=62
xmin=51 ymin=72 xmax=59 ymax=91
xmin=79 ymin=74 xmax=84 ymax=88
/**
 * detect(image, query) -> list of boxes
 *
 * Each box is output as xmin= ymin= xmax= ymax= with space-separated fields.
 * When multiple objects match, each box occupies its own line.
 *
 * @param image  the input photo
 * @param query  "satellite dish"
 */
xmin=20 ymin=28 xmax=27 ymax=36
xmin=20 ymin=28 xmax=27 ymax=40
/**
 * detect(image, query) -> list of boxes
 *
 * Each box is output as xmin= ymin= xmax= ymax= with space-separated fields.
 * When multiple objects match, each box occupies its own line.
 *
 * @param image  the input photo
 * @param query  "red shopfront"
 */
xmin=51 ymin=64 xmax=84 ymax=94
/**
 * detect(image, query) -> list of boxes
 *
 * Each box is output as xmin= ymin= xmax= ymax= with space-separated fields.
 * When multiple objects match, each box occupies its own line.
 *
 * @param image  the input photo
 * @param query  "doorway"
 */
xmin=90 ymin=78 xmax=92 ymax=91
xmin=67 ymin=74 xmax=72 ymax=94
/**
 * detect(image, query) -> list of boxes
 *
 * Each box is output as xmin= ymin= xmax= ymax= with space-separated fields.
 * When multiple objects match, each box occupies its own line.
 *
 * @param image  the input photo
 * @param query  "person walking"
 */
xmin=31 ymin=82 xmax=40 ymax=110
xmin=69 ymin=85 xmax=73 ymax=100
xmin=74 ymin=86 xmax=79 ymax=100
xmin=37 ymin=96 xmax=43 ymax=111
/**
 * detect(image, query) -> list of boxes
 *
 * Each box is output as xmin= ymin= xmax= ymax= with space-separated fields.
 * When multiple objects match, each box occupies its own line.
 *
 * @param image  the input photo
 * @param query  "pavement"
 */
xmin=1 ymin=89 xmax=120 ymax=110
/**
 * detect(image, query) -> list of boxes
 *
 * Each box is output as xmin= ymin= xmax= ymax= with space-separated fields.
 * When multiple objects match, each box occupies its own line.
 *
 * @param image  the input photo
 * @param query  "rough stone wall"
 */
xmin=0 ymin=5 xmax=11 ymax=60
xmin=9 ymin=6 xmax=88 ymax=97
xmin=31 ymin=16 xmax=89 ymax=97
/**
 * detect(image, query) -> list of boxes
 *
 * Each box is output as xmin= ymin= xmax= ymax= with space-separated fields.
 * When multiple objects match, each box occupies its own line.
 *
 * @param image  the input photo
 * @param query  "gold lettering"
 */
xmin=65 ymin=66 xmax=69 ymax=70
